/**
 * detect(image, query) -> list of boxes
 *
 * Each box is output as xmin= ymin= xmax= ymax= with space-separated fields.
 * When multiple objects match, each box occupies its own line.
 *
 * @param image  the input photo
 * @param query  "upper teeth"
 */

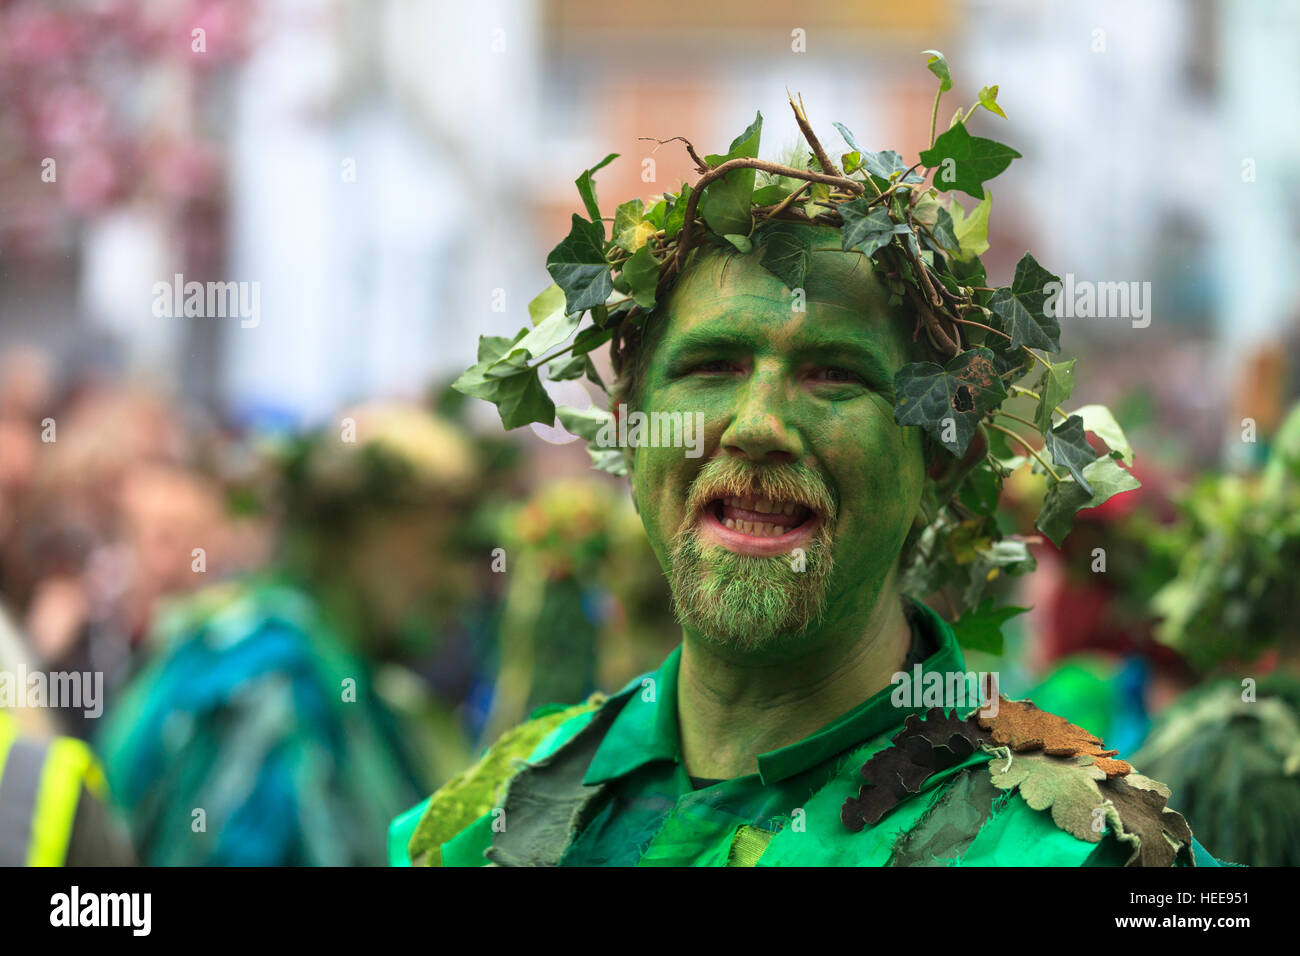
xmin=724 ymin=496 xmax=801 ymax=516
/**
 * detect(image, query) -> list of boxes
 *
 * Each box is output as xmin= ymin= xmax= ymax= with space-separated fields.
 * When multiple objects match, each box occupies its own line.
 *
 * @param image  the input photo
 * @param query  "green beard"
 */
xmin=666 ymin=456 xmax=838 ymax=651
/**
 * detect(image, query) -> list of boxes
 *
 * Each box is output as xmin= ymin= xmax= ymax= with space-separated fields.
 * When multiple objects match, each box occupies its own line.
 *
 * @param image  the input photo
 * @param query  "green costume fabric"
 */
xmin=391 ymin=600 xmax=1219 ymax=867
xmin=99 ymin=580 xmax=425 ymax=866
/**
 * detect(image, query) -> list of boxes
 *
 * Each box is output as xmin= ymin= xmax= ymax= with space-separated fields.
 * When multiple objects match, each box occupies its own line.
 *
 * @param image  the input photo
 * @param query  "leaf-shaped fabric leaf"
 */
xmin=842 ymin=708 xmax=993 ymax=832
xmin=839 ymin=199 xmax=899 ymax=256
xmin=1045 ymin=414 xmax=1098 ymax=494
xmin=888 ymin=768 xmax=1000 ymax=866
xmin=918 ymin=122 xmax=1021 ymax=199
xmin=758 ymin=220 xmax=813 ymax=291
xmin=1033 ymin=357 xmax=1075 ymax=433
xmin=894 ymin=348 xmax=1007 ymax=457
xmin=1101 ymin=772 xmax=1194 ymax=867
xmin=978 ymin=696 xmax=1131 ymax=777
xmin=987 ymin=252 xmax=1061 ymax=351
xmin=546 ymin=215 xmax=613 ymax=314
xmin=987 ymin=749 xmax=1108 ymax=842
xmin=700 ymin=111 xmax=762 ymax=237
xmin=574 ymin=153 xmax=619 ymax=230
xmin=951 ymin=598 xmax=1028 ymax=655
xmin=1074 ymin=403 xmax=1134 ymax=466
xmin=1035 ymin=457 xmax=1142 ymax=547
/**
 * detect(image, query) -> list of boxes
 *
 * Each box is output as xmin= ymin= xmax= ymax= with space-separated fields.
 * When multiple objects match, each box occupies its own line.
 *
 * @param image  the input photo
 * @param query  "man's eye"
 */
xmin=691 ymin=360 xmax=738 ymax=374
xmin=811 ymin=367 xmax=864 ymax=385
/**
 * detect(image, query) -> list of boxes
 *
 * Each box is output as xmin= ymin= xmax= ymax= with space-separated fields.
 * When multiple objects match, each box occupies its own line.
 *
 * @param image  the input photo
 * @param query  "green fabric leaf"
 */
xmin=574 ymin=152 xmax=618 ymax=230
xmin=758 ymin=220 xmax=813 ymax=291
xmin=988 ymin=252 xmax=1061 ymax=352
xmin=546 ymin=215 xmax=614 ymax=314
xmin=951 ymin=598 xmax=1029 ymax=655
xmin=1044 ymin=414 xmax=1098 ymax=494
xmin=1033 ymin=357 xmax=1075 ymax=433
xmin=1074 ymin=403 xmax=1133 ymax=466
xmin=949 ymin=194 xmax=992 ymax=261
xmin=987 ymin=749 xmax=1108 ymax=843
xmin=894 ymin=348 xmax=1008 ymax=457
xmin=1036 ymin=457 xmax=1142 ymax=546
xmin=1101 ymin=772 xmax=1194 ymax=868
xmin=918 ymin=121 xmax=1021 ymax=200
xmin=699 ymin=111 xmax=762 ymax=237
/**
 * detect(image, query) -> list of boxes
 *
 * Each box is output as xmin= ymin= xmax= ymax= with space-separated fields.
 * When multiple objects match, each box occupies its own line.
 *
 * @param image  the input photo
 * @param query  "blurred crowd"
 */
xmin=1 ymin=341 xmax=1298 ymax=866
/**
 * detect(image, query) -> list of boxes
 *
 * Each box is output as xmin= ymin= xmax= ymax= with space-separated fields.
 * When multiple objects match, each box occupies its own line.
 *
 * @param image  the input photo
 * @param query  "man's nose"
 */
xmin=719 ymin=365 xmax=803 ymax=463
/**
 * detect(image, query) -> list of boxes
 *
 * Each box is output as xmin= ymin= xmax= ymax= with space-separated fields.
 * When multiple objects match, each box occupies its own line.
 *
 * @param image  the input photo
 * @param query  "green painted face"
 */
xmin=628 ymin=224 xmax=929 ymax=654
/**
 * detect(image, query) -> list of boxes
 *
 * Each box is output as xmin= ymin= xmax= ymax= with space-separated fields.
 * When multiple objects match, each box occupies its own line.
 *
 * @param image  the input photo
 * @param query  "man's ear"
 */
xmin=925 ymin=426 xmax=988 ymax=509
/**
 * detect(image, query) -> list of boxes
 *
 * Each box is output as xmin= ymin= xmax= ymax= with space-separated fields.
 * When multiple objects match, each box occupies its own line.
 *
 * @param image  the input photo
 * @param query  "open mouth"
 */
xmin=697 ymin=494 xmax=821 ymax=556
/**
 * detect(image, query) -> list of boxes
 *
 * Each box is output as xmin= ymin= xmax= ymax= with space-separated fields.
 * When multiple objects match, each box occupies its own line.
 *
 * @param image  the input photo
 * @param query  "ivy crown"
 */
xmin=452 ymin=51 xmax=1142 ymax=641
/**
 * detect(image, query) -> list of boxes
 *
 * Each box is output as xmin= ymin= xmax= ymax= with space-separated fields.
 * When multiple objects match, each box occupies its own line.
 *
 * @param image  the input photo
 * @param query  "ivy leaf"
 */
xmin=758 ymin=220 xmax=813 ymax=291
xmin=1035 ymin=457 xmax=1142 ymax=547
xmin=546 ymin=352 xmax=587 ymax=381
xmin=1033 ymin=357 xmax=1075 ymax=433
xmin=839 ymin=199 xmax=903 ymax=256
xmin=861 ymin=149 xmax=923 ymax=186
xmin=833 ymin=120 xmax=864 ymax=154
xmin=621 ymin=243 xmax=659 ymax=310
xmin=546 ymin=215 xmax=614 ymax=314
xmin=574 ymin=153 xmax=619 ymax=232
xmin=612 ymin=198 xmax=647 ymax=253
xmin=922 ymin=49 xmax=954 ymax=92
xmin=571 ymin=323 xmax=614 ymax=357
xmin=1074 ymin=403 xmax=1134 ymax=466
xmin=455 ymin=361 xmax=556 ymax=431
xmin=952 ymin=598 xmax=1028 ymax=655
xmin=918 ymin=121 xmax=1021 ymax=200
xmin=700 ymin=111 xmax=762 ymax=237
xmin=723 ymin=234 xmax=752 ymax=254
xmin=977 ymin=85 xmax=1007 ymax=119
xmin=948 ymin=193 xmax=991 ymax=261
xmin=556 ymin=406 xmax=626 ymax=476
xmin=928 ymin=207 xmax=959 ymax=254
xmin=751 ymin=183 xmax=793 ymax=205
xmin=894 ymin=348 xmax=1007 ymax=457
xmin=1044 ymin=414 xmax=1097 ymax=494
xmin=663 ymin=183 xmax=692 ymax=240
xmin=988 ymin=253 xmax=1061 ymax=352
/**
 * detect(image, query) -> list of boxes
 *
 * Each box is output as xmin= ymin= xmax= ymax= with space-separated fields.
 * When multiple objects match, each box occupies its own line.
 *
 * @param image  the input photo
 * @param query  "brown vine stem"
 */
xmin=787 ymin=90 xmax=841 ymax=178
xmin=639 ymin=136 xmax=709 ymax=174
xmin=765 ymin=181 xmax=813 ymax=220
xmin=986 ymin=422 xmax=1062 ymax=482
xmin=952 ymin=315 xmax=1011 ymax=341
xmin=670 ymin=157 xmax=866 ymax=275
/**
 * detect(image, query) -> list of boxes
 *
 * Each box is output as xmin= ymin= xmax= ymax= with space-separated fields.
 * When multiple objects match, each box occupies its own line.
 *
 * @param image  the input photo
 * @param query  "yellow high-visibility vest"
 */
xmin=0 ymin=711 xmax=107 ymax=866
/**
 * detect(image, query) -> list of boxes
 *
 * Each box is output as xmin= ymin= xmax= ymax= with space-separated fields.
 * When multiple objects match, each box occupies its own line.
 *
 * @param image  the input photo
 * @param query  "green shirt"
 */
xmin=391 ymin=600 xmax=1219 ymax=867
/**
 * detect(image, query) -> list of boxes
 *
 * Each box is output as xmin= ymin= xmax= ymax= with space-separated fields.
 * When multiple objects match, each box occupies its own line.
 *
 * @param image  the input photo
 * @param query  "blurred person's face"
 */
xmin=627 ymin=234 xmax=932 ymax=656
xmin=119 ymin=464 xmax=224 ymax=599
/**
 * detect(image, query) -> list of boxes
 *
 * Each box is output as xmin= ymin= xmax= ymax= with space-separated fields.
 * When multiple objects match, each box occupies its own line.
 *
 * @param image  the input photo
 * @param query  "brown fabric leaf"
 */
xmin=842 ymin=707 xmax=993 ymax=832
xmin=978 ymin=696 xmax=1132 ymax=777
xmin=1101 ymin=771 xmax=1195 ymax=868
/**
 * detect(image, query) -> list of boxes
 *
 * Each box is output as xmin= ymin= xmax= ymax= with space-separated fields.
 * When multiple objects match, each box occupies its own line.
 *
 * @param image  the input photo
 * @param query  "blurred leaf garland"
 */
xmin=453 ymin=52 xmax=1140 ymax=625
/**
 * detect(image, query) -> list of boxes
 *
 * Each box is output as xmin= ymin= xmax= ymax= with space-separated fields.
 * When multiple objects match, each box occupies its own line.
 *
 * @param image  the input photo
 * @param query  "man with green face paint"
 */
xmin=392 ymin=73 xmax=1225 ymax=866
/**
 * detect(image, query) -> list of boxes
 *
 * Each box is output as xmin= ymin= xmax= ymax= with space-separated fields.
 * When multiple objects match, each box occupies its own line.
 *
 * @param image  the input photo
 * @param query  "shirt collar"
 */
xmin=582 ymin=598 xmax=968 ymax=787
